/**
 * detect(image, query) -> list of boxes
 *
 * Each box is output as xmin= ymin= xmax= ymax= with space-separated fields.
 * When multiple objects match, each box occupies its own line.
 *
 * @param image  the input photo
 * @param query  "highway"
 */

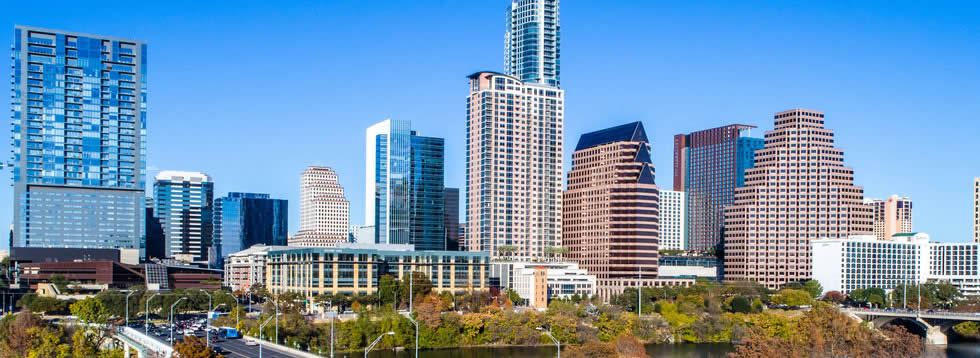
xmin=215 ymin=338 xmax=297 ymax=358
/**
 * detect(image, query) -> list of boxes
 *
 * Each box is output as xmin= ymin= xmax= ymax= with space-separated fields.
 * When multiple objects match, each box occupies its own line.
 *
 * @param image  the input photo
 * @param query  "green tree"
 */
xmin=772 ymin=289 xmax=813 ymax=307
xmin=71 ymin=297 xmax=110 ymax=325
xmin=378 ymin=275 xmax=399 ymax=307
xmin=802 ymin=280 xmax=823 ymax=299
xmin=932 ymin=281 xmax=964 ymax=308
xmin=729 ymin=296 xmax=751 ymax=313
xmin=398 ymin=271 xmax=433 ymax=308
xmin=50 ymin=275 xmax=69 ymax=293
xmin=505 ymin=288 xmax=523 ymax=305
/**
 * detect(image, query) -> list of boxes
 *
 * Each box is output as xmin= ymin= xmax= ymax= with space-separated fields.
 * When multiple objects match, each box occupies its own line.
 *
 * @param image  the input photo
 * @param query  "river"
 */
xmin=348 ymin=343 xmax=980 ymax=358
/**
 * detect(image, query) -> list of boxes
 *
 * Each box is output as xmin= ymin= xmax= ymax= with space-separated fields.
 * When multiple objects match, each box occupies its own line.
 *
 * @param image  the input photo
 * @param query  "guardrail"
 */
xmin=243 ymin=334 xmax=323 ymax=358
xmin=843 ymin=307 xmax=980 ymax=320
xmin=118 ymin=326 xmax=174 ymax=357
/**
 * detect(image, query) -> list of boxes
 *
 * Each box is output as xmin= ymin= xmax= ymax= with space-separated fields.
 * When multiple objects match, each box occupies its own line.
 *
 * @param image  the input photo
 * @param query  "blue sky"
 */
xmin=2 ymin=1 xmax=978 ymax=250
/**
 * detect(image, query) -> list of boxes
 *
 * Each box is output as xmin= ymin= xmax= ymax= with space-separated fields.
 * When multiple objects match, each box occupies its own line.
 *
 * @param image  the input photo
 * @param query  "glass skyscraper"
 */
xmin=506 ymin=0 xmax=561 ymax=88
xmin=10 ymin=26 xmax=147 ymax=256
xmin=214 ymin=192 xmax=288 ymax=260
xmin=366 ymin=119 xmax=445 ymax=250
xmin=152 ymin=171 xmax=214 ymax=265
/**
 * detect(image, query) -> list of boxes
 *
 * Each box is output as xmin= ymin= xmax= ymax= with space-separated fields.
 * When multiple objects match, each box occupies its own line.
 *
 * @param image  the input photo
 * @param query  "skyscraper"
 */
xmin=673 ymin=125 xmax=764 ymax=251
xmin=145 ymin=197 xmax=165 ymax=260
xmin=153 ymin=171 xmax=215 ymax=265
xmin=506 ymin=0 xmax=560 ymax=88
xmin=866 ymin=195 xmax=913 ymax=240
xmin=291 ymin=166 xmax=350 ymax=247
xmin=974 ymin=178 xmax=979 ymax=243
xmin=465 ymin=71 xmax=564 ymax=260
xmin=214 ymin=192 xmax=288 ymax=261
xmin=444 ymin=187 xmax=461 ymax=251
xmin=723 ymin=109 xmax=874 ymax=288
xmin=10 ymin=26 xmax=147 ymax=256
xmin=660 ymin=190 xmax=687 ymax=251
xmin=564 ymin=122 xmax=659 ymax=279
xmin=365 ymin=119 xmax=445 ymax=250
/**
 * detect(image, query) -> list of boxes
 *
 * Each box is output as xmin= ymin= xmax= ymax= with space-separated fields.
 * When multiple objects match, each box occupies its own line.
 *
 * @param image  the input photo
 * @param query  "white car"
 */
xmin=245 ymin=339 xmax=258 ymax=346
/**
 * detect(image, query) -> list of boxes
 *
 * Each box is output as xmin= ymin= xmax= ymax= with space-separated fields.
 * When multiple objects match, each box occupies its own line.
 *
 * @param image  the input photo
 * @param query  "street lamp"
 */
xmin=259 ymin=313 xmax=281 ymax=358
xmin=365 ymin=332 xmax=395 ymax=358
xmin=537 ymin=327 xmax=560 ymax=358
xmin=217 ymin=291 xmax=240 ymax=329
xmin=170 ymin=297 xmax=187 ymax=345
xmin=203 ymin=290 xmax=213 ymax=347
xmin=125 ymin=291 xmax=137 ymax=326
xmin=408 ymin=268 xmax=419 ymax=358
xmin=265 ymin=295 xmax=279 ymax=344
xmin=145 ymin=292 xmax=161 ymax=336
xmin=327 ymin=299 xmax=334 ymax=358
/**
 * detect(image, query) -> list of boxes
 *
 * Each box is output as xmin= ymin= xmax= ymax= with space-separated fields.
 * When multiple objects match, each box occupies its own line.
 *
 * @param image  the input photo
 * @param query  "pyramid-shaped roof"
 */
xmin=575 ymin=121 xmax=648 ymax=151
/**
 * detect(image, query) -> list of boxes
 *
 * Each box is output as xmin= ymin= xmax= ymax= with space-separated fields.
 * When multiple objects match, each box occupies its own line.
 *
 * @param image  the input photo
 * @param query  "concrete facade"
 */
xmin=291 ymin=166 xmax=350 ymax=247
xmin=866 ymin=195 xmax=913 ymax=241
xmin=660 ymin=190 xmax=687 ymax=251
xmin=724 ymin=109 xmax=874 ymax=289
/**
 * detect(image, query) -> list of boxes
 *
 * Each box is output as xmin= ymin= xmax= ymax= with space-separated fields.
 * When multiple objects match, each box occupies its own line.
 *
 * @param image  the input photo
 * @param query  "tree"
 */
xmin=398 ymin=272 xmax=433 ymax=308
xmin=823 ymin=291 xmax=845 ymax=304
xmin=378 ymin=275 xmax=399 ymax=307
xmin=50 ymin=275 xmax=69 ymax=293
xmin=802 ymin=280 xmax=823 ymax=299
xmin=729 ymin=296 xmax=751 ymax=313
xmin=771 ymin=289 xmax=813 ymax=307
xmin=932 ymin=281 xmax=964 ymax=308
xmin=71 ymin=297 xmax=110 ymax=325
xmin=416 ymin=295 xmax=446 ymax=329
xmin=505 ymin=289 xmax=523 ymax=305
xmin=172 ymin=335 xmax=221 ymax=358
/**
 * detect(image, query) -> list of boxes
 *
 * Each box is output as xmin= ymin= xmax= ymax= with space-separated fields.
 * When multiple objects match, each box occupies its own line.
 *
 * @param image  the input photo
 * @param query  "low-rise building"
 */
xmin=658 ymin=255 xmax=721 ymax=280
xmin=265 ymin=243 xmax=489 ymax=298
xmin=504 ymin=262 xmax=596 ymax=309
xmin=223 ymin=244 xmax=290 ymax=292
xmin=813 ymin=233 xmax=980 ymax=296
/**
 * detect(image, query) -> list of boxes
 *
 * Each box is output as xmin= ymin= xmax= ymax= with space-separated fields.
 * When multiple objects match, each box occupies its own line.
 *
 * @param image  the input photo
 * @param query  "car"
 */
xmin=244 ymin=339 xmax=258 ymax=346
xmin=213 ymin=347 xmax=228 ymax=355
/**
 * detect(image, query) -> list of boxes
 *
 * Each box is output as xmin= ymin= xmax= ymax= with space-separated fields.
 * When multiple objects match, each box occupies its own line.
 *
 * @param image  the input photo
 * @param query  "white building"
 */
xmin=812 ymin=233 xmax=980 ymax=296
xmin=223 ymin=244 xmax=290 ymax=292
xmin=660 ymin=190 xmax=687 ymax=251
xmin=494 ymin=262 xmax=595 ymax=307
xmin=290 ymin=166 xmax=350 ymax=247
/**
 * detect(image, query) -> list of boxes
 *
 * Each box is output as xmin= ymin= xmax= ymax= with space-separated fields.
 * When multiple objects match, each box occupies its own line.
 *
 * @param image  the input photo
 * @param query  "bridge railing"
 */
xmin=844 ymin=307 xmax=980 ymax=319
xmin=117 ymin=326 xmax=174 ymax=357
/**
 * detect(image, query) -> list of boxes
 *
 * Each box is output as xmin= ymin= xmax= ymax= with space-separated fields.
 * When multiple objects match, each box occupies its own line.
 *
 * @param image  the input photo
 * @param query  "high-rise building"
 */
xmin=10 ymin=26 xmax=147 ymax=257
xmin=152 ymin=171 xmax=215 ymax=265
xmin=673 ymin=125 xmax=764 ymax=252
xmin=723 ymin=109 xmax=874 ymax=289
xmin=564 ymin=122 xmax=659 ymax=279
xmin=214 ymin=192 xmax=288 ymax=261
xmin=974 ymin=178 xmax=979 ymax=243
xmin=365 ymin=119 xmax=445 ymax=250
xmin=145 ymin=197 xmax=165 ymax=260
xmin=465 ymin=71 xmax=564 ymax=260
xmin=866 ymin=195 xmax=913 ymax=241
xmin=291 ymin=166 xmax=350 ymax=247
xmin=505 ymin=0 xmax=560 ymax=88
xmin=444 ymin=188 xmax=461 ymax=251
xmin=660 ymin=190 xmax=687 ymax=251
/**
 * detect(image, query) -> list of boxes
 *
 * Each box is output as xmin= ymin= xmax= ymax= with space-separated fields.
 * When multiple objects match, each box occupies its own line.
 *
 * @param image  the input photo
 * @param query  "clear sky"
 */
xmin=2 ymin=1 xmax=978 ymax=250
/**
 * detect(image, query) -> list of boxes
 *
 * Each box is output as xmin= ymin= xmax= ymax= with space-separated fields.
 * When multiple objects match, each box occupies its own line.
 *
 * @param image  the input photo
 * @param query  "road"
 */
xmin=215 ymin=338 xmax=298 ymax=358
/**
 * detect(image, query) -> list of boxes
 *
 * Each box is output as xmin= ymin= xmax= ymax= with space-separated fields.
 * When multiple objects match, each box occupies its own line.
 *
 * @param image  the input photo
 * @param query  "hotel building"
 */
xmin=723 ymin=109 xmax=874 ymax=289
xmin=465 ymin=71 xmax=563 ymax=261
xmin=291 ymin=166 xmax=350 ymax=247
xmin=10 ymin=26 xmax=146 ymax=257
xmin=660 ymin=190 xmax=687 ymax=251
xmin=673 ymin=125 xmax=764 ymax=251
xmin=265 ymin=243 xmax=489 ymax=298
xmin=866 ymin=195 xmax=913 ymax=241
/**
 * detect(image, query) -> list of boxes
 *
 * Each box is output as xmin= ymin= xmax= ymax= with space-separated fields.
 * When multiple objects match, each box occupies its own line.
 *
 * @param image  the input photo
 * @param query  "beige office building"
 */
xmin=866 ymin=195 xmax=913 ymax=240
xmin=564 ymin=122 xmax=660 ymax=279
xmin=465 ymin=71 xmax=563 ymax=261
xmin=290 ymin=166 xmax=350 ymax=247
xmin=723 ymin=109 xmax=873 ymax=289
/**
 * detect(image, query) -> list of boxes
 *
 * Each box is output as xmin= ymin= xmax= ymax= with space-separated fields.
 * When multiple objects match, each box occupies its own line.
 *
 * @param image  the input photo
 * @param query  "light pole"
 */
xmin=409 ymin=268 xmax=419 ymax=358
xmin=537 ymin=326 xmax=560 ymax=358
xmin=217 ymin=291 xmax=240 ymax=329
xmin=259 ymin=313 xmax=280 ymax=358
xmin=145 ymin=292 xmax=161 ymax=336
xmin=203 ymin=290 xmax=213 ymax=347
xmin=125 ymin=291 xmax=137 ymax=326
xmin=365 ymin=332 xmax=395 ymax=358
xmin=637 ymin=267 xmax=642 ymax=315
xmin=407 ymin=315 xmax=419 ymax=358
xmin=170 ymin=297 xmax=187 ymax=345
xmin=265 ymin=295 xmax=279 ymax=344
xmin=328 ymin=299 xmax=334 ymax=358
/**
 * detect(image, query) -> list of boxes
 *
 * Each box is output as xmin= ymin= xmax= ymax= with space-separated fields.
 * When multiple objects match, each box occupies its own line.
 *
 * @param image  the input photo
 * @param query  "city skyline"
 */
xmin=2 ymin=1 xmax=978 ymax=251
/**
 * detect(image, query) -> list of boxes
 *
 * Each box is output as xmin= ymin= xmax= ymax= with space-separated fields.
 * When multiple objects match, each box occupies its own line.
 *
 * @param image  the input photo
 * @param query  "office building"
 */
xmin=153 ymin=171 xmax=215 ymax=265
xmin=444 ymin=188 xmax=461 ymax=251
xmin=660 ymin=190 xmax=687 ymax=251
xmin=365 ymin=119 xmax=446 ymax=250
xmin=145 ymin=197 xmax=165 ymax=260
xmin=564 ymin=122 xmax=660 ymax=279
xmin=10 ymin=26 xmax=147 ymax=257
xmin=505 ymin=262 xmax=596 ymax=309
xmin=814 ymin=233 xmax=980 ymax=296
xmin=505 ymin=0 xmax=560 ymax=88
xmin=866 ymin=195 xmax=913 ymax=241
xmin=214 ymin=192 xmax=288 ymax=262
xmin=223 ymin=244 xmax=288 ymax=292
xmin=265 ymin=243 xmax=489 ymax=298
xmin=291 ymin=166 xmax=350 ymax=247
xmin=465 ymin=71 xmax=564 ymax=261
xmin=724 ymin=109 xmax=874 ymax=289
xmin=673 ymin=124 xmax=764 ymax=251
xmin=974 ymin=178 xmax=979 ymax=243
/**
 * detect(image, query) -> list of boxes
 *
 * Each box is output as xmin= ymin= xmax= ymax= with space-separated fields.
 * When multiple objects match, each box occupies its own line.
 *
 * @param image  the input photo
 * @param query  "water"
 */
xmin=347 ymin=343 xmax=980 ymax=358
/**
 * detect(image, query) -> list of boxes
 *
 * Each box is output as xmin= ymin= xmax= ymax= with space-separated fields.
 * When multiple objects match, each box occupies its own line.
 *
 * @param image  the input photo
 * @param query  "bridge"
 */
xmin=113 ymin=326 xmax=174 ymax=358
xmin=843 ymin=308 xmax=980 ymax=345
